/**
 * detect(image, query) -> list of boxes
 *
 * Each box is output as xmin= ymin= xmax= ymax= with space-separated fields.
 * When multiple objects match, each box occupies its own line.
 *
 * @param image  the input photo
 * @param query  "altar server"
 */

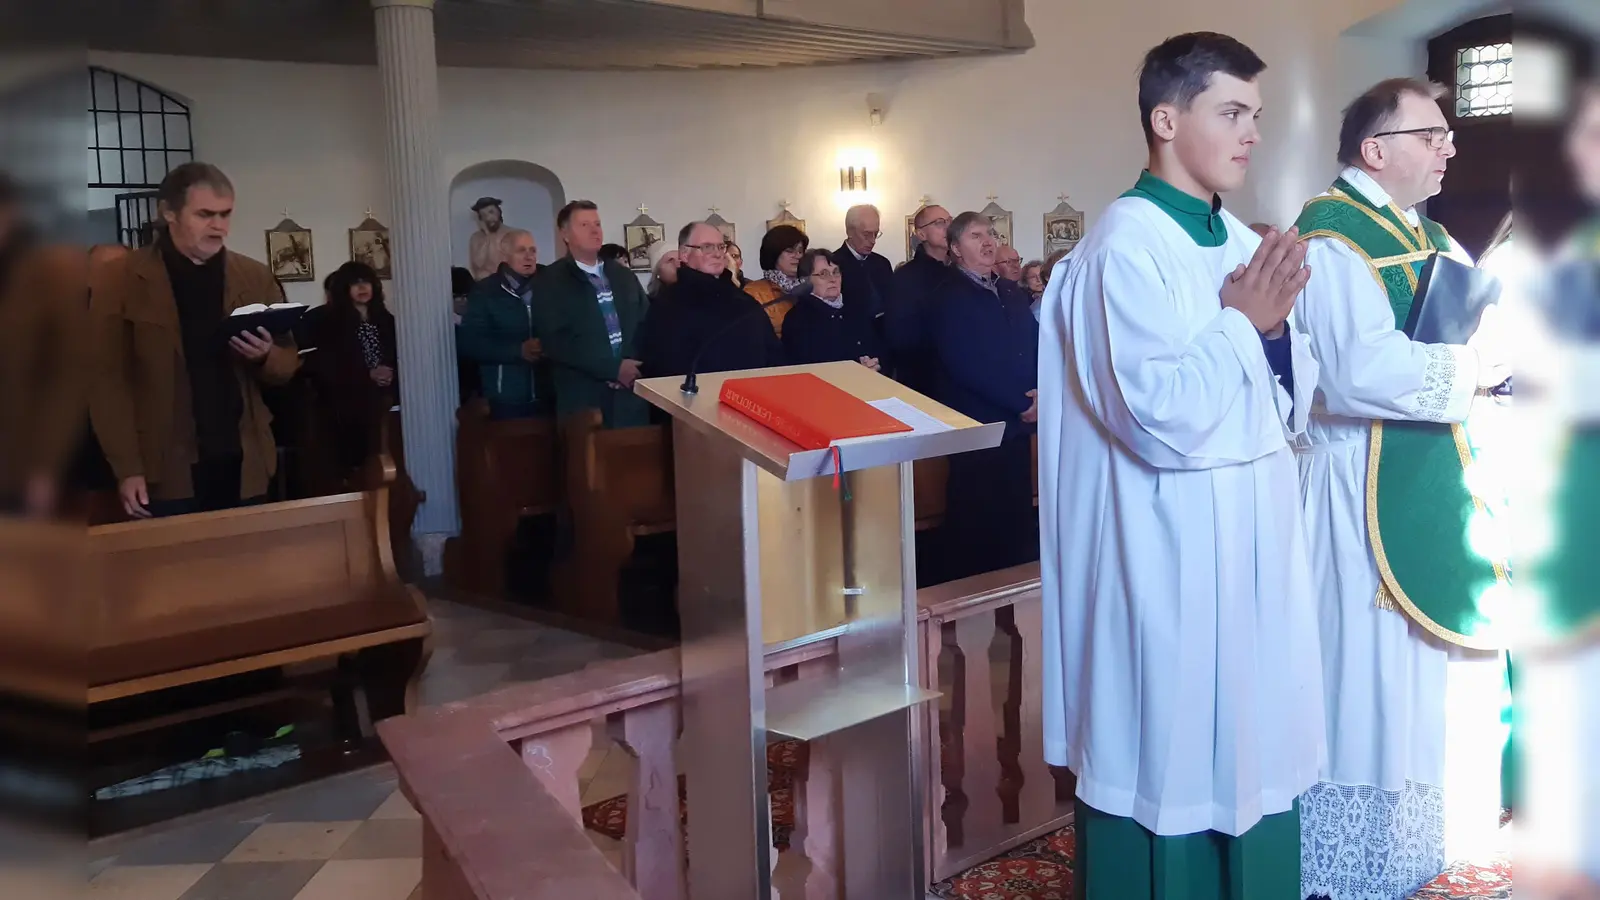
xmin=1037 ymin=32 xmax=1322 ymax=899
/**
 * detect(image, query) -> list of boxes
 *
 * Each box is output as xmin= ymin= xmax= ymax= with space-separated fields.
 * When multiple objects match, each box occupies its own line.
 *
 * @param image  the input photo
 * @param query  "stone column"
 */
xmin=372 ymin=0 xmax=459 ymax=545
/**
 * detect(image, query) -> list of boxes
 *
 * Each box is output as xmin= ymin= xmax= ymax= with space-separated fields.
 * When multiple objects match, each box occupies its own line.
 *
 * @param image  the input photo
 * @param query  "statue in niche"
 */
xmin=468 ymin=196 xmax=514 ymax=281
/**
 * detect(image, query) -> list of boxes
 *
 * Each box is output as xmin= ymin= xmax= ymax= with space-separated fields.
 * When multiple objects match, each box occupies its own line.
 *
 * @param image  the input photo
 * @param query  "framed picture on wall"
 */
xmin=1044 ymin=195 xmax=1086 ymax=257
xmin=905 ymin=214 xmax=920 ymax=260
xmin=705 ymin=209 xmax=736 ymax=246
xmin=624 ymin=224 xmax=666 ymax=272
xmin=766 ymin=202 xmax=804 ymax=235
xmin=265 ymin=217 xmax=315 ymax=283
xmin=980 ymin=198 xmax=1013 ymax=247
xmin=349 ymin=214 xmax=392 ymax=279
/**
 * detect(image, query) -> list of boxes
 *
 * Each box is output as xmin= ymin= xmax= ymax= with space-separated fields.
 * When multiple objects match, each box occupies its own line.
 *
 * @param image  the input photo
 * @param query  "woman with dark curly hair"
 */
xmin=742 ymin=224 xmax=809 ymax=337
xmin=303 ymin=261 xmax=397 ymax=477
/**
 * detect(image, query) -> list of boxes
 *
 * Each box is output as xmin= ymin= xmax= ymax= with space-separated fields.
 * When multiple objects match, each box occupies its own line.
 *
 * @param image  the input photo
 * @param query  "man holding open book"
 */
xmin=90 ymin=162 xmax=300 ymax=519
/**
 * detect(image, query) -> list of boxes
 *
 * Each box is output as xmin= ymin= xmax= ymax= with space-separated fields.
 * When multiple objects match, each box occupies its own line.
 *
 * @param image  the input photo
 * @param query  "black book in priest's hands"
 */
xmin=1406 ymin=253 xmax=1510 ymax=395
xmin=219 ymin=302 xmax=307 ymax=344
xmin=1405 ymin=253 xmax=1502 ymax=344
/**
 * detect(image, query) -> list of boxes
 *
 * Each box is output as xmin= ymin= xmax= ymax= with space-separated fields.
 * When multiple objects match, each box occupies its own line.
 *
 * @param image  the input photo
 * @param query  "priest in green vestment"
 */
xmin=1290 ymin=78 xmax=1513 ymax=900
xmin=1037 ymin=33 xmax=1323 ymax=900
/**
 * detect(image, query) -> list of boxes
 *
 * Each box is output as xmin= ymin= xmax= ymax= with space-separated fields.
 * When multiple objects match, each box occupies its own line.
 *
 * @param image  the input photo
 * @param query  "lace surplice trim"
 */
xmin=1300 ymin=779 xmax=1445 ymax=900
xmin=1412 ymin=344 xmax=1460 ymax=422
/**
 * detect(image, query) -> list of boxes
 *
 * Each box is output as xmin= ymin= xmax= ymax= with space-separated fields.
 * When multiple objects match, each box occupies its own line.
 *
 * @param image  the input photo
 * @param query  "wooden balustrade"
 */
xmin=381 ymin=562 xmax=1067 ymax=898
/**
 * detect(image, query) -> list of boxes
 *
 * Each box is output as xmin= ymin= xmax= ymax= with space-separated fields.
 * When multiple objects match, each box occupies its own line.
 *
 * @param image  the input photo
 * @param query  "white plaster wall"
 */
xmin=88 ymin=0 xmax=1433 ymax=299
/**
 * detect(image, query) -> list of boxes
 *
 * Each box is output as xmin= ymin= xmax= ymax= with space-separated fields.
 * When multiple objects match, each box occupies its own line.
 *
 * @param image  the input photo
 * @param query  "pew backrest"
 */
xmin=86 ymin=460 xmax=428 ymax=703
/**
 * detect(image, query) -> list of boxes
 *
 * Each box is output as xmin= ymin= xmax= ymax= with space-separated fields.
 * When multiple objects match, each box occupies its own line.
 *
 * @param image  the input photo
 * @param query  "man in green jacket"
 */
xmin=534 ymin=201 xmax=651 ymax=428
xmin=458 ymin=228 xmax=551 ymax=420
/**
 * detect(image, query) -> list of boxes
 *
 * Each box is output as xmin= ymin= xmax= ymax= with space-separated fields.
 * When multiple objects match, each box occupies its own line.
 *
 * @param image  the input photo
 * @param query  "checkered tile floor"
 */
xmin=88 ymin=596 xmax=642 ymax=899
xmin=88 ymin=767 xmax=424 ymax=900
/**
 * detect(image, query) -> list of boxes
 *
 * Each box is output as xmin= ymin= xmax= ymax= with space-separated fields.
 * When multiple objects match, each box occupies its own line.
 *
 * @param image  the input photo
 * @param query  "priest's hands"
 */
xmin=1221 ymin=226 xmax=1311 ymax=338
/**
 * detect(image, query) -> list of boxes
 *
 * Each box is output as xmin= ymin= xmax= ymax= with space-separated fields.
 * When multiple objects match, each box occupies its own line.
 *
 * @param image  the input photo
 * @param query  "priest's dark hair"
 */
xmin=1137 ymin=33 xmax=1266 ymax=147
xmin=1337 ymin=78 xmax=1447 ymax=166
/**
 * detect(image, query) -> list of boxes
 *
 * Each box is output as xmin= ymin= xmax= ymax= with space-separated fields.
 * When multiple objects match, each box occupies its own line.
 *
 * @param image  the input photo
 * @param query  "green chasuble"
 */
xmin=1071 ymin=171 xmax=1301 ymax=900
xmin=1293 ymin=178 xmax=1510 ymax=650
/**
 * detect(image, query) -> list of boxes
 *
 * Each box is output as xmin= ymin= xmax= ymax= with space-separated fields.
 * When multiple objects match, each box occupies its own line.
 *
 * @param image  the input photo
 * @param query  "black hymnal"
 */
xmin=1404 ymin=254 xmax=1501 ymax=344
xmin=221 ymin=302 xmax=307 ymax=343
xmin=1407 ymin=254 xmax=1509 ymax=395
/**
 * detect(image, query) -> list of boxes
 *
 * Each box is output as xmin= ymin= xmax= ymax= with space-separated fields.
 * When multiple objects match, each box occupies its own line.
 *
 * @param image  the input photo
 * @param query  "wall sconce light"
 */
xmin=839 ymin=166 xmax=869 ymax=192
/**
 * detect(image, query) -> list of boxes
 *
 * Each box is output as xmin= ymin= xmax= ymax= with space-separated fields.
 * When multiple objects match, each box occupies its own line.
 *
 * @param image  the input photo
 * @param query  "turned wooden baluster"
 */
xmin=1009 ymin=598 xmax=1058 ymax=826
xmin=920 ymin=614 xmax=949 ymax=879
xmin=998 ymin=606 xmax=1025 ymax=825
xmin=950 ymin=611 xmax=1003 ymax=850
xmin=613 ymin=703 xmax=686 ymax=900
xmin=784 ymin=657 xmax=842 ymax=900
xmin=520 ymin=721 xmax=594 ymax=822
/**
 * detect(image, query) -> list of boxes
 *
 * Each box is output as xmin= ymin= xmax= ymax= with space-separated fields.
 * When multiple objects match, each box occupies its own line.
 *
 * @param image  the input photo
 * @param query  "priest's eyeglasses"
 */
xmin=1373 ymin=126 xmax=1454 ymax=149
xmin=685 ymin=241 xmax=729 ymax=255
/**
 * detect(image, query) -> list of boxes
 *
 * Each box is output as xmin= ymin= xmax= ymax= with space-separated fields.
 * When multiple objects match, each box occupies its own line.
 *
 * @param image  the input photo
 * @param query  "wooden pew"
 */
xmin=444 ymin=403 xmax=560 ymax=598
xmin=86 ymin=457 xmax=431 ymax=740
xmin=551 ymin=410 xmax=674 ymax=628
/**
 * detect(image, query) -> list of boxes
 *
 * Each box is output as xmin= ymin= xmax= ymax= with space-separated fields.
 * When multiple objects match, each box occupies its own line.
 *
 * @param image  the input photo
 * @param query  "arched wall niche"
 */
xmin=448 ymin=160 xmax=566 ymax=277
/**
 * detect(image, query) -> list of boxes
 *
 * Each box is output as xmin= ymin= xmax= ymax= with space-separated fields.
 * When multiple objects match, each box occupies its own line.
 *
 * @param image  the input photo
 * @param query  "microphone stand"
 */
xmin=679 ymin=293 xmax=793 ymax=395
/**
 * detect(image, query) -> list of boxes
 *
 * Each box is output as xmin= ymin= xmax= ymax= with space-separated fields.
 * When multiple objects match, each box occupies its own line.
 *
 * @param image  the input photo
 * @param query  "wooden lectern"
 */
xmin=635 ymin=361 xmax=1003 ymax=899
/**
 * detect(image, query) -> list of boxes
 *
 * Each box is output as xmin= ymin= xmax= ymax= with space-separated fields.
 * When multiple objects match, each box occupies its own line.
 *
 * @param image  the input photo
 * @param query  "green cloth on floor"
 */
xmin=1073 ymin=798 xmax=1300 ymax=900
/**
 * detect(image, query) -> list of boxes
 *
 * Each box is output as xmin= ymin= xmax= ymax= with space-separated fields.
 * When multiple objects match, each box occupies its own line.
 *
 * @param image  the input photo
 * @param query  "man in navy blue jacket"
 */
xmin=927 ymin=210 xmax=1040 ymax=583
xmin=887 ymin=204 xmax=955 ymax=394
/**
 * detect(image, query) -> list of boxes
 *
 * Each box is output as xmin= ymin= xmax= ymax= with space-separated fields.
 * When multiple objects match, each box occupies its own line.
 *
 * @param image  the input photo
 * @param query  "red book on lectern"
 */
xmin=719 ymin=373 xmax=912 ymax=449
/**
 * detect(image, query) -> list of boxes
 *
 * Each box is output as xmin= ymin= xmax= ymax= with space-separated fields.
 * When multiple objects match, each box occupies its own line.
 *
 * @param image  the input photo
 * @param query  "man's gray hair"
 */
xmin=845 ymin=204 xmax=881 ymax=230
xmin=678 ymin=220 xmax=715 ymax=248
xmin=157 ymin=161 xmax=234 ymax=214
xmin=498 ymin=228 xmax=535 ymax=255
xmin=946 ymin=211 xmax=992 ymax=254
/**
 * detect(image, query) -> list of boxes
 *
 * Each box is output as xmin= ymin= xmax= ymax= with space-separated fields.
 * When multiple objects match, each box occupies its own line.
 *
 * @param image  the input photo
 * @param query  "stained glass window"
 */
xmin=1455 ymin=43 xmax=1512 ymax=118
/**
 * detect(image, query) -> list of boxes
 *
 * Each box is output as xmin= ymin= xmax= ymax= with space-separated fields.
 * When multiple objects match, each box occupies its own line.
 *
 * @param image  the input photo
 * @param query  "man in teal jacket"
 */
xmin=534 ymin=201 xmax=651 ymax=428
xmin=458 ymin=228 xmax=551 ymax=419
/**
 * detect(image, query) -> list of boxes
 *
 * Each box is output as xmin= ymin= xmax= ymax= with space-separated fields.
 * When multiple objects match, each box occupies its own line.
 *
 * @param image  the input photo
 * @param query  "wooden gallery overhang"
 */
xmin=87 ymin=0 xmax=1036 ymax=70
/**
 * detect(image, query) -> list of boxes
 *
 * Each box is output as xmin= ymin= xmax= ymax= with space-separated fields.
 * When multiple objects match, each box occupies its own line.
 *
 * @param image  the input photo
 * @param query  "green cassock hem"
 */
xmin=1073 ymin=799 xmax=1300 ymax=900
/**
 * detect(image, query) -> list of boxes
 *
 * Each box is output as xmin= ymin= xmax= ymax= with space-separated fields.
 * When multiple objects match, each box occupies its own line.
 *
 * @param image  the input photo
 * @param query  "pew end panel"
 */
xmin=444 ymin=403 xmax=559 ymax=598
xmin=552 ymin=410 xmax=674 ymax=629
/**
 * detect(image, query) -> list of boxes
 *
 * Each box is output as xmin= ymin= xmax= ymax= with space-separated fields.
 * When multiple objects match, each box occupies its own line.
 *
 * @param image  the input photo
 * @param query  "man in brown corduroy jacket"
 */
xmin=90 ymin=162 xmax=299 ymax=518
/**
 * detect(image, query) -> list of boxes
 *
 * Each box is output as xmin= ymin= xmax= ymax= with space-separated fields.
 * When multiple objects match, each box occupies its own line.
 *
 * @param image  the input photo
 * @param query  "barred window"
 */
xmin=87 ymin=67 xmax=194 ymax=188
xmin=1454 ymin=43 xmax=1512 ymax=118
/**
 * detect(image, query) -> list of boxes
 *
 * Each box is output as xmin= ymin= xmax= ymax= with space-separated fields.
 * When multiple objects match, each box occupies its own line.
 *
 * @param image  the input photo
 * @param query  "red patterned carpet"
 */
xmin=579 ymin=741 xmax=1511 ymax=899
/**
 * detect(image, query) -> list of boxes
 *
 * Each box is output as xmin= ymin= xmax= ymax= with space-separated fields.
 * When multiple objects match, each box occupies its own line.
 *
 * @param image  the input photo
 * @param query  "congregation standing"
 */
xmin=17 ymin=29 xmax=1598 ymax=899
